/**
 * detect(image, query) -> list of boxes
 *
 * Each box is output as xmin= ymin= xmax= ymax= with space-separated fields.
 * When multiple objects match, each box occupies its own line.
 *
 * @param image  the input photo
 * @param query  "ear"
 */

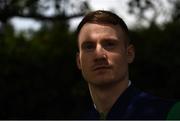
xmin=76 ymin=52 xmax=82 ymax=70
xmin=127 ymin=44 xmax=135 ymax=64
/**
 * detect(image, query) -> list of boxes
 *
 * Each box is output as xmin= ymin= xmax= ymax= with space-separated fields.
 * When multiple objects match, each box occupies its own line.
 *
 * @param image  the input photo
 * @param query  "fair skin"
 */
xmin=76 ymin=23 xmax=135 ymax=113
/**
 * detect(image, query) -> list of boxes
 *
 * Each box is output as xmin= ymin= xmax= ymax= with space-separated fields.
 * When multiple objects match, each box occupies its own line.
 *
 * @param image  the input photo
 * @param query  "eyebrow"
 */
xmin=102 ymin=38 xmax=119 ymax=42
xmin=81 ymin=38 xmax=119 ymax=45
xmin=81 ymin=41 xmax=95 ymax=47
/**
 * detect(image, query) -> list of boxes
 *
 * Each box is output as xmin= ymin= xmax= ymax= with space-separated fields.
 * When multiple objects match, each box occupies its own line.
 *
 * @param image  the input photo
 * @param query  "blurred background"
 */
xmin=0 ymin=0 xmax=180 ymax=119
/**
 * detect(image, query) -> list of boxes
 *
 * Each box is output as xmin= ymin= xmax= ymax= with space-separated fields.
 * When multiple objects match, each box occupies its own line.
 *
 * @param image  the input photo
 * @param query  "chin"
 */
xmin=88 ymin=77 xmax=118 ymax=87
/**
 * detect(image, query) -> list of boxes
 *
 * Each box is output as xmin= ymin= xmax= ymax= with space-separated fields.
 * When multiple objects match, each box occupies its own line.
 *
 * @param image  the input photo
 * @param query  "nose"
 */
xmin=95 ymin=44 xmax=107 ymax=59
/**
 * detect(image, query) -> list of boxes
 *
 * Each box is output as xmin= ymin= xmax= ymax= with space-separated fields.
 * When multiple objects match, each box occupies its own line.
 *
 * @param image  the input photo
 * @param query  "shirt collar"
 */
xmin=94 ymin=80 xmax=132 ymax=110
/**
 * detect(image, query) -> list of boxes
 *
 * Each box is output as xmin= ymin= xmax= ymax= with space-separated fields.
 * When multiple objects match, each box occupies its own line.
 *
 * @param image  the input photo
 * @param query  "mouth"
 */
xmin=93 ymin=66 xmax=112 ymax=71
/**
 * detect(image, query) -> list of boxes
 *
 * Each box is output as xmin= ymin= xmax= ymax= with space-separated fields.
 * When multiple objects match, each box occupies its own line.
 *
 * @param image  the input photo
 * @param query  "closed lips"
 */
xmin=93 ymin=66 xmax=111 ymax=71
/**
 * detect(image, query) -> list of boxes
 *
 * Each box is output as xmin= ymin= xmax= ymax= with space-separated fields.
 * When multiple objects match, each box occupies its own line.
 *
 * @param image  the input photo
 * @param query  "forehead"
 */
xmin=78 ymin=23 xmax=124 ymax=43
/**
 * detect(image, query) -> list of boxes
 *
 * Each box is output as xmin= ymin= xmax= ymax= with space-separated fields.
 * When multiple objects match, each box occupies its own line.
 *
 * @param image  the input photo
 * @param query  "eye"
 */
xmin=103 ymin=41 xmax=116 ymax=49
xmin=82 ymin=42 xmax=95 ymax=51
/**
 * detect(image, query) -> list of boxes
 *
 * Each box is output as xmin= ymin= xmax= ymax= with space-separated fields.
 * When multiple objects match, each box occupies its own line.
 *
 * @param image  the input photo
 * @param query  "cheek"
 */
xmin=80 ymin=55 xmax=91 ymax=69
xmin=110 ymin=53 xmax=128 ymax=68
xmin=112 ymin=55 xmax=129 ymax=77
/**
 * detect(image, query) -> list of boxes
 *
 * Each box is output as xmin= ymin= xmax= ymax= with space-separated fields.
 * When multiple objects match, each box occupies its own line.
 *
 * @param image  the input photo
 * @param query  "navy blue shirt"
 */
xmin=83 ymin=84 xmax=176 ymax=120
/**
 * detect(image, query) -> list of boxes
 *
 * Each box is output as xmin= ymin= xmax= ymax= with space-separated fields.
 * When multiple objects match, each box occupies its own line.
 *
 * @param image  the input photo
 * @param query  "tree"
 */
xmin=128 ymin=0 xmax=180 ymax=27
xmin=0 ymin=0 xmax=90 ymax=119
xmin=0 ymin=0 xmax=89 ymax=23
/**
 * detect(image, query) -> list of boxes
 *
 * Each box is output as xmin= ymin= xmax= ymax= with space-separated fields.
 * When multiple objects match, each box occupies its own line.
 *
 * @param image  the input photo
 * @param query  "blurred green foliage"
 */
xmin=0 ymin=0 xmax=180 ymax=119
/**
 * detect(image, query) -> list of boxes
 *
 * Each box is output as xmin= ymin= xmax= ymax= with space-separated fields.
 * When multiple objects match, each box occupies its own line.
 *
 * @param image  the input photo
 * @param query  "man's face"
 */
xmin=77 ymin=23 xmax=134 ymax=87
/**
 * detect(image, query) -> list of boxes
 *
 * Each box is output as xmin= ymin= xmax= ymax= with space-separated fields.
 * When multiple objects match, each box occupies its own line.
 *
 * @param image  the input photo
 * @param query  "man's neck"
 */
xmin=88 ymin=79 xmax=129 ymax=113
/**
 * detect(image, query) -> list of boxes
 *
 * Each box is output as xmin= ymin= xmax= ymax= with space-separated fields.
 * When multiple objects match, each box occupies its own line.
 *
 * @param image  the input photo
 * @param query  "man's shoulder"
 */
xmin=80 ymin=85 xmax=177 ymax=120
xmin=130 ymin=86 xmax=176 ymax=110
xmin=124 ymin=86 xmax=177 ymax=119
xmin=107 ymin=85 xmax=177 ymax=119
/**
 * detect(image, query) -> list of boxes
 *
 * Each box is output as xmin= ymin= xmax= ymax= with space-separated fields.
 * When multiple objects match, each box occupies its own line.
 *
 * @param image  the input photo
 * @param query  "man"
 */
xmin=76 ymin=10 xmax=176 ymax=119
